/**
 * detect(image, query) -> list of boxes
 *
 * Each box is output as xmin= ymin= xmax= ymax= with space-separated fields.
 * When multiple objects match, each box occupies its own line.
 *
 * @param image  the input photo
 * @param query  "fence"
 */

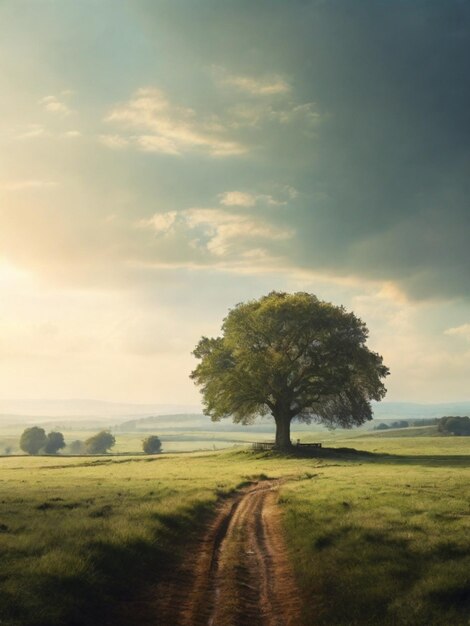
xmin=251 ymin=441 xmax=322 ymax=450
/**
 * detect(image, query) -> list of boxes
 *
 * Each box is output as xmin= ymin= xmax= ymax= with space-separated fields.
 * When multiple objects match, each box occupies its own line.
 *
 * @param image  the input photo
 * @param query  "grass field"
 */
xmin=0 ymin=435 xmax=468 ymax=625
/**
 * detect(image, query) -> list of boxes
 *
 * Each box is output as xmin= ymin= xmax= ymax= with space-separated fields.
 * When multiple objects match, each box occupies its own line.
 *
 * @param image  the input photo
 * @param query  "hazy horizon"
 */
xmin=2 ymin=397 xmax=470 ymax=423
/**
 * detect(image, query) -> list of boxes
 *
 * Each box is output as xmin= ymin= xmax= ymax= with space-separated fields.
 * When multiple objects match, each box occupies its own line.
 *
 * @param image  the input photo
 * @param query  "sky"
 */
xmin=0 ymin=0 xmax=469 ymax=406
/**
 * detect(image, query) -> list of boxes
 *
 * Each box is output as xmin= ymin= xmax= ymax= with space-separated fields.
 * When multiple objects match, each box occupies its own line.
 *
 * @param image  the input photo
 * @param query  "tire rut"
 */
xmin=158 ymin=480 xmax=302 ymax=626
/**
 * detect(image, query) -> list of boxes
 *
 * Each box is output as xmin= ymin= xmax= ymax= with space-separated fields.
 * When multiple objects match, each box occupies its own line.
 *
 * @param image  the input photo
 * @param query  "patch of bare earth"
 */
xmin=155 ymin=480 xmax=302 ymax=626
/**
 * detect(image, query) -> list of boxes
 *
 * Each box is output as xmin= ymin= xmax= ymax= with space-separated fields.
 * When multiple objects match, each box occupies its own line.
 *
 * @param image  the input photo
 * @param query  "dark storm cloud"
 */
xmin=134 ymin=0 xmax=470 ymax=299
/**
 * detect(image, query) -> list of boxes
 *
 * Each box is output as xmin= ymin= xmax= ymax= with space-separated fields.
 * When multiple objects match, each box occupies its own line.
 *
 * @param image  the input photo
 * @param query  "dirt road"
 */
xmin=157 ymin=480 xmax=302 ymax=626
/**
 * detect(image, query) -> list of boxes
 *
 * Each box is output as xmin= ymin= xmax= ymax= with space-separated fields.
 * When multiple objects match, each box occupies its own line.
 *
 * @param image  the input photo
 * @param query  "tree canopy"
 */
xmin=438 ymin=416 xmax=470 ymax=436
xmin=191 ymin=291 xmax=389 ymax=450
xmin=85 ymin=431 xmax=116 ymax=454
xmin=44 ymin=431 xmax=66 ymax=454
xmin=142 ymin=435 xmax=162 ymax=454
xmin=19 ymin=427 xmax=47 ymax=455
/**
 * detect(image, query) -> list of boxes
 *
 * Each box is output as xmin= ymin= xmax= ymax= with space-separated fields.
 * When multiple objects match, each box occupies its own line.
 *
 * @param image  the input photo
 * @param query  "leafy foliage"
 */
xmin=438 ymin=416 xmax=470 ymax=436
xmin=191 ymin=292 xmax=389 ymax=448
xmin=44 ymin=431 xmax=66 ymax=454
xmin=19 ymin=427 xmax=47 ymax=455
xmin=85 ymin=430 xmax=116 ymax=454
xmin=374 ymin=420 xmax=409 ymax=431
xmin=142 ymin=435 xmax=162 ymax=454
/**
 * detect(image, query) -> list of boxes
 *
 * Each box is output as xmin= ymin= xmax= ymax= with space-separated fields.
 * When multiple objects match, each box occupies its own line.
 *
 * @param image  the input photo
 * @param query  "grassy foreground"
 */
xmin=0 ymin=436 xmax=469 ymax=626
xmin=282 ymin=439 xmax=470 ymax=626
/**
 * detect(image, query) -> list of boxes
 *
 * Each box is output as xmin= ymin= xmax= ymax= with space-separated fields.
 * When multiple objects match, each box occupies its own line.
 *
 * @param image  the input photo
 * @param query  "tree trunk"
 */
xmin=274 ymin=414 xmax=292 ymax=451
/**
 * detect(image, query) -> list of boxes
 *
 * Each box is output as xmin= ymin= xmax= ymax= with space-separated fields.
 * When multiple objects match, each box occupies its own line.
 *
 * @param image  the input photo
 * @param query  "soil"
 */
xmin=155 ymin=480 xmax=302 ymax=626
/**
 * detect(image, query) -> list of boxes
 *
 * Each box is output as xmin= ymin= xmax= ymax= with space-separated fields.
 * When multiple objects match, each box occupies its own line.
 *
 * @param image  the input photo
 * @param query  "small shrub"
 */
xmin=142 ymin=435 xmax=162 ymax=454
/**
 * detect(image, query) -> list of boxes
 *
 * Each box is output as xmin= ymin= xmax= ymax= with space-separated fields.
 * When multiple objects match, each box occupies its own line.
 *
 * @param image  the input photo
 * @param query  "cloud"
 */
xmin=15 ymin=126 xmax=80 ymax=142
xmin=137 ymin=206 xmax=294 ymax=260
xmin=129 ymin=1 xmax=470 ymax=301
xmin=39 ymin=95 xmax=72 ymax=116
xmin=445 ymin=324 xmax=470 ymax=341
xmin=219 ymin=191 xmax=257 ymax=207
xmin=16 ymin=124 xmax=46 ymax=140
xmin=215 ymin=68 xmax=291 ymax=96
xmin=99 ymin=134 xmax=129 ymax=149
xmin=184 ymin=207 xmax=293 ymax=257
xmin=3 ymin=0 xmax=470 ymax=305
xmin=218 ymin=190 xmax=289 ymax=207
xmin=105 ymin=87 xmax=246 ymax=156
xmin=138 ymin=211 xmax=178 ymax=234
xmin=62 ymin=130 xmax=81 ymax=139
xmin=226 ymin=100 xmax=320 ymax=131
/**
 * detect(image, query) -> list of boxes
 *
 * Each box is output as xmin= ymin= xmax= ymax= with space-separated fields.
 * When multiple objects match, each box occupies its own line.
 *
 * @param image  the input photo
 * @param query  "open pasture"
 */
xmin=0 ymin=435 xmax=468 ymax=626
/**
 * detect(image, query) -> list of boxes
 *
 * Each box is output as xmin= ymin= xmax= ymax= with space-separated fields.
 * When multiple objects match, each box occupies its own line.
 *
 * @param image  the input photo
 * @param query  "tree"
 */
xmin=20 ymin=427 xmax=47 ymax=455
xmin=375 ymin=423 xmax=389 ymax=430
xmin=44 ymin=431 xmax=66 ymax=454
xmin=68 ymin=440 xmax=87 ymax=454
xmin=142 ymin=435 xmax=162 ymax=454
xmin=85 ymin=430 xmax=116 ymax=454
xmin=438 ymin=416 xmax=470 ymax=436
xmin=191 ymin=291 xmax=389 ymax=451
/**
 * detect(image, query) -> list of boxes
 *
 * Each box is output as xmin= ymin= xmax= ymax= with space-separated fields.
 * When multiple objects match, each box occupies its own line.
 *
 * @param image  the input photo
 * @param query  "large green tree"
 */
xmin=191 ymin=292 xmax=389 ymax=450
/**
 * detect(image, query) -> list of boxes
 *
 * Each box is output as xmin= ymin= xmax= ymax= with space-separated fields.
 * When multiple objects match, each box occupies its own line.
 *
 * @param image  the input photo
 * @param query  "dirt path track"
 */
xmin=157 ymin=480 xmax=301 ymax=626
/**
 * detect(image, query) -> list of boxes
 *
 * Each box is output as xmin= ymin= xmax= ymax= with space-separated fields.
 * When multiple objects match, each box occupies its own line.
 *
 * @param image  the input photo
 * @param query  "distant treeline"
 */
xmin=374 ymin=416 xmax=470 ymax=435
xmin=437 ymin=416 xmax=470 ymax=436
xmin=374 ymin=419 xmax=437 ymax=430
xmin=1 ymin=428 xmax=163 ymax=456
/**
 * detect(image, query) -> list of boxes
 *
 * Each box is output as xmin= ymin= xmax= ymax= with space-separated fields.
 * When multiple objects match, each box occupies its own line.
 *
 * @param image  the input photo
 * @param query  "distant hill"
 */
xmin=115 ymin=413 xmax=278 ymax=433
xmin=1 ymin=398 xmax=468 ymax=430
xmin=371 ymin=401 xmax=470 ymax=420
xmin=0 ymin=399 xmax=202 ymax=427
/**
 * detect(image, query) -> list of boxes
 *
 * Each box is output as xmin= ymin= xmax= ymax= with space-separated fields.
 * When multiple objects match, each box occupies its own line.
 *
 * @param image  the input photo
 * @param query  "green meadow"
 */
xmin=0 ymin=433 xmax=469 ymax=626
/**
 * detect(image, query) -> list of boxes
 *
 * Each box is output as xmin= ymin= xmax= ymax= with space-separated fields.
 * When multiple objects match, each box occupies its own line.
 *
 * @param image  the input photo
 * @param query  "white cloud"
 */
xmin=16 ymin=125 xmax=81 ymax=142
xmin=99 ymin=134 xmax=129 ymax=149
xmin=137 ymin=205 xmax=293 ymax=259
xmin=138 ymin=211 xmax=178 ymax=234
xmin=39 ymin=95 xmax=72 ymax=116
xmin=445 ymin=323 xmax=470 ymax=341
xmin=184 ymin=208 xmax=293 ymax=257
xmin=106 ymin=87 xmax=246 ymax=157
xmin=62 ymin=130 xmax=81 ymax=139
xmin=17 ymin=124 xmax=46 ymax=140
xmin=215 ymin=68 xmax=291 ymax=96
xmin=218 ymin=187 xmax=297 ymax=208
xmin=135 ymin=134 xmax=181 ymax=155
xmin=219 ymin=191 xmax=257 ymax=207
